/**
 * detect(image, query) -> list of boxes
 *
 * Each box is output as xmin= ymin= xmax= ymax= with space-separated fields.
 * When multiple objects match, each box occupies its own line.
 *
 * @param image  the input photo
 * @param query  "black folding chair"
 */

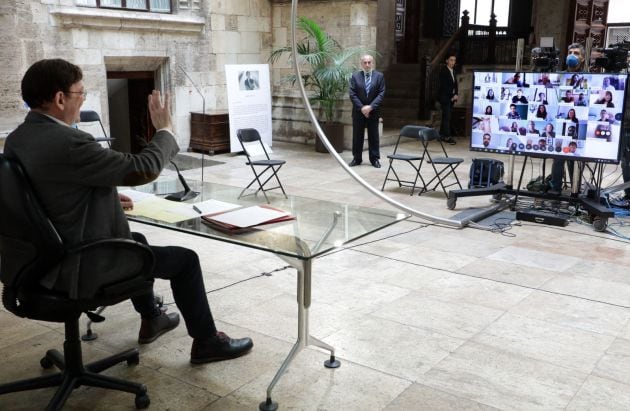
xmin=79 ymin=110 xmax=115 ymax=146
xmin=236 ymin=128 xmax=287 ymax=203
xmin=416 ymin=126 xmax=464 ymax=196
xmin=381 ymin=125 xmax=426 ymax=195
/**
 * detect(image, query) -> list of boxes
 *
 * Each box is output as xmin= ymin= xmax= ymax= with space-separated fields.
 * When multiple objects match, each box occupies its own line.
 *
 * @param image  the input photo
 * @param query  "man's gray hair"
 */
xmin=567 ymin=42 xmax=585 ymax=54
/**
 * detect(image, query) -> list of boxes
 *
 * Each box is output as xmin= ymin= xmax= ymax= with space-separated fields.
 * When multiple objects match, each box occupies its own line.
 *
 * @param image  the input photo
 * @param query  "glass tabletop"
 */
xmin=126 ymin=178 xmax=409 ymax=260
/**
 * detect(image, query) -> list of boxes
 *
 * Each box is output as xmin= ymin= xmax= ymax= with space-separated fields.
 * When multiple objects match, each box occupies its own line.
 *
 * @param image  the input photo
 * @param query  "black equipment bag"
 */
xmin=468 ymin=158 xmax=504 ymax=188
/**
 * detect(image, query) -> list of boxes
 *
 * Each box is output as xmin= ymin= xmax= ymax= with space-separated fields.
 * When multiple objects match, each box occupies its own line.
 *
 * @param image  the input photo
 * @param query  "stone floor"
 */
xmin=2 ymin=133 xmax=630 ymax=410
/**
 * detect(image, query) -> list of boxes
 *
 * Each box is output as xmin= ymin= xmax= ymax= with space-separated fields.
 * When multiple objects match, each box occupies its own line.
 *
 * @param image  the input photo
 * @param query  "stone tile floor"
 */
xmin=2 ymin=133 xmax=630 ymax=410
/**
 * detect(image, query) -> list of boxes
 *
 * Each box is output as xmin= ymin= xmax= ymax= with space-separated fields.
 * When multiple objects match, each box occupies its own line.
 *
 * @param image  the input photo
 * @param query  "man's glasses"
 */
xmin=65 ymin=91 xmax=87 ymax=98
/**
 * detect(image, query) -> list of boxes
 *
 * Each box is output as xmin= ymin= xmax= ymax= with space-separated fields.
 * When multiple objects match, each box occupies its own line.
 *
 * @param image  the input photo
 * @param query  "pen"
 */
xmin=193 ymin=205 xmax=203 ymax=214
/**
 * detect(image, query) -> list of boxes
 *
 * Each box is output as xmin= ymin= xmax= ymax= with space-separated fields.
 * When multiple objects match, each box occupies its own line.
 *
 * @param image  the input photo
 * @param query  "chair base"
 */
xmin=0 ymin=319 xmax=149 ymax=410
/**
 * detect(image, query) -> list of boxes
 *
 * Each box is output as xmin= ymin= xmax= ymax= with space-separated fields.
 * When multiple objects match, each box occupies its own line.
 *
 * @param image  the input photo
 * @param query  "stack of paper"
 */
xmin=202 ymin=205 xmax=294 ymax=232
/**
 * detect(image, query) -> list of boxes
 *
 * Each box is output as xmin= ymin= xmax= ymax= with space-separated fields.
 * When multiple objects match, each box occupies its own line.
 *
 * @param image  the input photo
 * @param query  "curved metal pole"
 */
xmin=289 ymin=0 xmax=465 ymax=228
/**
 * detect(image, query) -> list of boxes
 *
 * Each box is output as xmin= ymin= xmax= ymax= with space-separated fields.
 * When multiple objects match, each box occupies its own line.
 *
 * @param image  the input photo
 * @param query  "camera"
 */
xmin=531 ymin=47 xmax=560 ymax=72
xmin=594 ymin=41 xmax=630 ymax=73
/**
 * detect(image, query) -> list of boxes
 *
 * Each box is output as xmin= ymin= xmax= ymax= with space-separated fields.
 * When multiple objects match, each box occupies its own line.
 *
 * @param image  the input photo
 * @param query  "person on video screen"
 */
xmin=566 ymin=108 xmax=579 ymax=124
xmin=561 ymin=90 xmax=574 ymax=103
xmin=599 ymin=109 xmax=614 ymax=123
xmin=507 ymin=104 xmax=521 ymax=119
xmin=512 ymin=88 xmax=528 ymax=104
xmin=486 ymin=89 xmax=495 ymax=100
xmin=482 ymin=133 xmax=492 ymax=147
xmin=567 ymin=73 xmax=581 ymax=88
xmin=541 ymin=123 xmax=556 ymax=138
xmin=528 ymin=120 xmax=540 ymax=135
xmin=536 ymin=92 xmax=549 ymax=105
xmin=485 ymin=105 xmax=493 ymax=115
xmin=595 ymin=90 xmax=615 ymax=107
xmin=504 ymin=73 xmax=526 ymax=87
xmin=575 ymin=92 xmax=587 ymax=106
xmin=535 ymin=104 xmax=548 ymax=120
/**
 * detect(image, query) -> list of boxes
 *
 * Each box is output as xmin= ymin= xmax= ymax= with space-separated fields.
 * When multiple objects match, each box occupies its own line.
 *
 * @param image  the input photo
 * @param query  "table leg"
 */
xmin=259 ymin=257 xmax=340 ymax=411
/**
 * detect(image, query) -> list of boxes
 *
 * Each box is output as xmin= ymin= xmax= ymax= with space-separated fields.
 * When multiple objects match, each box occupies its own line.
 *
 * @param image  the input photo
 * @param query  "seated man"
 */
xmin=4 ymin=59 xmax=253 ymax=364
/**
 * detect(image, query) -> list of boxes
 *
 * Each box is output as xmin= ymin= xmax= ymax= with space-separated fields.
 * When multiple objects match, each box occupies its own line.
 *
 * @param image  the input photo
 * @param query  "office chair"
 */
xmin=236 ymin=128 xmax=287 ymax=203
xmin=381 ymin=125 xmax=427 ymax=195
xmin=415 ymin=125 xmax=464 ymax=196
xmin=79 ymin=110 xmax=114 ymax=146
xmin=0 ymin=154 xmax=155 ymax=410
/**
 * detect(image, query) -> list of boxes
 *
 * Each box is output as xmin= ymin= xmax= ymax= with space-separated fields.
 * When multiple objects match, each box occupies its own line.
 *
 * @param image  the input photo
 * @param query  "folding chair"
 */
xmin=381 ymin=125 xmax=426 ymax=195
xmin=78 ymin=110 xmax=115 ymax=146
xmin=416 ymin=126 xmax=464 ymax=196
xmin=237 ymin=128 xmax=287 ymax=203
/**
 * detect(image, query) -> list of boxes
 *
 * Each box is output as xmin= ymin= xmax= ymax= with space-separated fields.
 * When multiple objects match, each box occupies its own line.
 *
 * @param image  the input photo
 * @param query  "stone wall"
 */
xmin=269 ymin=0 xmax=379 ymax=147
xmin=0 ymin=0 xmax=271 ymax=150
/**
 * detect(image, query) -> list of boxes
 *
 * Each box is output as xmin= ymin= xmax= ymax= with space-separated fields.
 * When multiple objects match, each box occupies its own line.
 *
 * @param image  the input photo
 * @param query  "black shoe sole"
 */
xmin=190 ymin=346 xmax=253 ymax=364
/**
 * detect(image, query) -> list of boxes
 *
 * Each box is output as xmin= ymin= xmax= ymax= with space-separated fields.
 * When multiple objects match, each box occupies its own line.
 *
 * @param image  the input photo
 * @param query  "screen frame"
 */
xmin=470 ymin=70 xmax=629 ymax=164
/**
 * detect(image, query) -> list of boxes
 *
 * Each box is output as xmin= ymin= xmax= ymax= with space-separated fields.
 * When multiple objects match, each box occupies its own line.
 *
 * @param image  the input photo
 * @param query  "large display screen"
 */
xmin=471 ymin=71 xmax=628 ymax=164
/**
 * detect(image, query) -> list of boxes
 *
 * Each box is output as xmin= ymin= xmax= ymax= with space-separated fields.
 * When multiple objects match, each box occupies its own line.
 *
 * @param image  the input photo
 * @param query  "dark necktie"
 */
xmin=365 ymin=72 xmax=371 ymax=94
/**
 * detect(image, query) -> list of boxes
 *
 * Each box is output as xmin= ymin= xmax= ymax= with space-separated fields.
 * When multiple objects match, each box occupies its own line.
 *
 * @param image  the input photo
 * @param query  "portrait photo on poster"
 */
xmin=239 ymin=70 xmax=260 ymax=91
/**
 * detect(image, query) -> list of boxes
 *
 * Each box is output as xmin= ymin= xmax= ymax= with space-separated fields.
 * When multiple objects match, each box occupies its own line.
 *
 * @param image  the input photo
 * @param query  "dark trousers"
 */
xmin=440 ymin=101 xmax=453 ymax=138
xmin=551 ymin=159 xmax=575 ymax=191
xmin=352 ymin=114 xmax=380 ymax=163
xmin=130 ymin=232 xmax=216 ymax=340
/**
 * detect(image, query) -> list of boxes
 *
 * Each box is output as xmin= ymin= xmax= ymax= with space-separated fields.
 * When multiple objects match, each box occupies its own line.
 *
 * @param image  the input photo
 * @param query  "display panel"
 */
xmin=471 ymin=71 xmax=628 ymax=164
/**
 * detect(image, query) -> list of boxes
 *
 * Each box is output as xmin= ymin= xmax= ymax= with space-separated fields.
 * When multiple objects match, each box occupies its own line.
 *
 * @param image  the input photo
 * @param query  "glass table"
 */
xmin=127 ymin=179 xmax=408 ymax=410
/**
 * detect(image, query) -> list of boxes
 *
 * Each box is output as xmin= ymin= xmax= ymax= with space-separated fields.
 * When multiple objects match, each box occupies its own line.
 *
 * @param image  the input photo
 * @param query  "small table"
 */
xmin=128 ymin=179 xmax=408 ymax=410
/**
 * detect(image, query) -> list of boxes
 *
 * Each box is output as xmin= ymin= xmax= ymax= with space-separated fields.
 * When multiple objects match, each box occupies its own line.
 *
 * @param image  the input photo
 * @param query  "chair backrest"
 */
xmin=400 ymin=125 xmax=451 ymax=158
xmin=0 ymin=154 xmax=65 ymax=291
xmin=237 ymin=128 xmax=271 ymax=160
xmin=0 ymin=154 xmax=154 ymax=319
xmin=79 ymin=110 xmax=101 ymax=123
xmin=417 ymin=126 xmax=441 ymax=142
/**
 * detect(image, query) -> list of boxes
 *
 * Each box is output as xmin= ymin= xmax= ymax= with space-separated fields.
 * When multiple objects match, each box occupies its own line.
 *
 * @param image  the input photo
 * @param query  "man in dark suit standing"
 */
xmin=5 ymin=59 xmax=252 ymax=364
xmin=438 ymin=52 xmax=458 ymax=145
xmin=349 ymin=54 xmax=386 ymax=168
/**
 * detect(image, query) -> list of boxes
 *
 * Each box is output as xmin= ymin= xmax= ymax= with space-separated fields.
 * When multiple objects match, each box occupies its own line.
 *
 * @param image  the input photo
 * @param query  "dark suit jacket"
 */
xmin=5 ymin=111 xmax=179 ymax=298
xmin=438 ymin=65 xmax=458 ymax=104
xmin=349 ymin=70 xmax=385 ymax=119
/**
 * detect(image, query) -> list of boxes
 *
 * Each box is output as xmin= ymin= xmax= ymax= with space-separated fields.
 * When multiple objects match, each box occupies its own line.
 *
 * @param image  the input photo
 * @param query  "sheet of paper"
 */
xmin=118 ymin=189 xmax=156 ymax=203
xmin=243 ymin=141 xmax=273 ymax=157
xmin=125 ymin=197 xmax=199 ymax=223
xmin=193 ymin=199 xmax=241 ymax=215
xmin=209 ymin=205 xmax=290 ymax=228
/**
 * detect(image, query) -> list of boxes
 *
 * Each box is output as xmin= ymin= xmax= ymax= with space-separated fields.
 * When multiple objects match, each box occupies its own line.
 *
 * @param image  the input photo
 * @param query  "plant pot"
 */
xmin=316 ymin=122 xmax=344 ymax=153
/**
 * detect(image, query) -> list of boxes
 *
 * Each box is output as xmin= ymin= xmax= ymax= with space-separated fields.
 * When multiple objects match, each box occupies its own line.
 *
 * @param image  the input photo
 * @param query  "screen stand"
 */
xmin=446 ymin=156 xmax=614 ymax=232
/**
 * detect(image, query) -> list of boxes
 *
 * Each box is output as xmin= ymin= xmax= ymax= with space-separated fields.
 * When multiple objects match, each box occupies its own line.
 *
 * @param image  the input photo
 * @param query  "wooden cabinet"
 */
xmin=189 ymin=111 xmax=230 ymax=154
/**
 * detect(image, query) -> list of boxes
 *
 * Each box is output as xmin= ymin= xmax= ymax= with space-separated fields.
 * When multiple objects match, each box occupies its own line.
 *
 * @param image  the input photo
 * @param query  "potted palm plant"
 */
xmin=270 ymin=16 xmax=369 ymax=153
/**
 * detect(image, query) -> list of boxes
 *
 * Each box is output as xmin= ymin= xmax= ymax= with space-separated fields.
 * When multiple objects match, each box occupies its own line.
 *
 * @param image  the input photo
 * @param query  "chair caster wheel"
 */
xmin=127 ymin=352 xmax=140 ymax=366
xmin=592 ymin=216 xmax=608 ymax=232
xmin=135 ymin=394 xmax=150 ymax=409
xmin=40 ymin=356 xmax=54 ymax=369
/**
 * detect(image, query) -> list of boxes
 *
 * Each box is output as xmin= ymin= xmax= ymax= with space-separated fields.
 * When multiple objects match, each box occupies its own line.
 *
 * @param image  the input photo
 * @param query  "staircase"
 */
xmin=381 ymin=63 xmax=431 ymax=130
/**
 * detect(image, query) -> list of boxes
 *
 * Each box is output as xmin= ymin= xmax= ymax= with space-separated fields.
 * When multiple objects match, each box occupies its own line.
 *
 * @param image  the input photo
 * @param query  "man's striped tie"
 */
xmin=365 ymin=72 xmax=371 ymax=94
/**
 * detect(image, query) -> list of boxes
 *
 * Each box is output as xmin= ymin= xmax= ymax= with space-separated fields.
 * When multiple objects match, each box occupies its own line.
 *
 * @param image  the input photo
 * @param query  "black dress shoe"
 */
xmin=371 ymin=160 xmax=381 ymax=168
xmin=442 ymin=137 xmax=456 ymax=145
xmin=349 ymin=159 xmax=362 ymax=167
xmin=190 ymin=332 xmax=254 ymax=364
xmin=138 ymin=312 xmax=180 ymax=344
